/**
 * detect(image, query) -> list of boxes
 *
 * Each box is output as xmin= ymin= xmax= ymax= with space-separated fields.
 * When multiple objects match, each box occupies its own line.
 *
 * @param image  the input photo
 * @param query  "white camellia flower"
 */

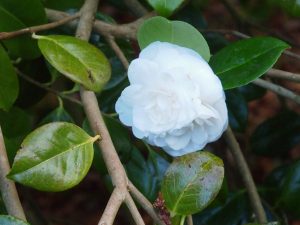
xmin=115 ymin=41 xmax=228 ymax=157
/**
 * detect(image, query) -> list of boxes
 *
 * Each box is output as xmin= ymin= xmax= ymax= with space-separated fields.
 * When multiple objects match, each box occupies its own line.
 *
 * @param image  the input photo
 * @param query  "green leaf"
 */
xmin=39 ymin=98 xmax=74 ymax=125
xmin=271 ymin=0 xmax=300 ymax=17
xmin=225 ymin=89 xmax=248 ymax=132
xmin=0 ymin=45 xmax=19 ymax=111
xmin=209 ymin=37 xmax=289 ymax=89
xmin=34 ymin=35 xmax=111 ymax=92
xmin=137 ymin=16 xmax=210 ymax=61
xmin=0 ymin=215 xmax=30 ymax=225
xmin=161 ymin=151 xmax=224 ymax=215
xmin=265 ymin=160 xmax=300 ymax=218
xmin=0 ymin=2 xmax=43 ymax=59
xmin=250 ymin=111 xmax=300 ymax=157
xmin=8 ymin=122 xmax=98 ymax=192
xmin=147 ymin=0 xmax=185 ymax=17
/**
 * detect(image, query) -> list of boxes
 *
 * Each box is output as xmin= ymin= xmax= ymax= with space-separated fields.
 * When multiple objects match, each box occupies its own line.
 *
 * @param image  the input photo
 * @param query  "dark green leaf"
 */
xmin=0 ymin=45 xmax=19 ymax=111
xmin=147 ymin=0 xmax=185 ymax=17
xmin=238 ymin=83 xmax=266 ymax=102
xmin=210 ymin=37 xmax=289 ymax=89
xmin=271 ymin=0 xmax=300 ymax=17
xmin=35 ymin=35 xmax=111 ymax=92
xmin=138 ymin=16 xmax=210 ymax=61
xmin=39 ymin=98 xmax=74 ymax=125
xmin=0 ymin=1 xmax=43 ymax=59
xmin=193 ymin=191 xmax=251 ymax=225
xmin=225 ymin=89 xmax=248 ymax=132
xmin=0 ymin=197 xmax=6 ymax=214
xmin=0 ymin=215 xmax=30 ymax=225
xmin=161 ymin=151 xmax=224 ymax=215
xmin=250 ymin=111 xmax=300 ymax=157
xmin=265 ymin=160 xmax=300 ymax=218
xmin=8 ymin=122 xmax=97 ymax=192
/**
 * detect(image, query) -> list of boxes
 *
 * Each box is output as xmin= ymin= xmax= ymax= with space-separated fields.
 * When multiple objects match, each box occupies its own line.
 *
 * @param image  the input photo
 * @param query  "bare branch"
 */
xmin=253 ymin=78 xmax=300 ymax=105
xmin=0 ymin=126 xmax=26 ymax=220
xmin=266 ymin=68 xmax=300 ymax=83
xmin=0 ymin=13 xmax=80 ymax=40
xmin=98 ymin=188 xmax=124 ymax=225
xmin=125 ymin=193 xmax=146 ymax=225
xmin=224 ymin=127 xmax=267 ymax=223
xmin=105 ymin=36 xmax=129 ymax=69
xmin=128 ymin=182 xmax=165 ymax=225
xmin=187 ymin=215 xmax=193 ymax=225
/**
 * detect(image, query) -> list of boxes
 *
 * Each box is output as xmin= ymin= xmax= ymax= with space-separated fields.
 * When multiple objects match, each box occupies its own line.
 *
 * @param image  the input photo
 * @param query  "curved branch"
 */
xmin=0 ymin=126 xmax=26 ymax=220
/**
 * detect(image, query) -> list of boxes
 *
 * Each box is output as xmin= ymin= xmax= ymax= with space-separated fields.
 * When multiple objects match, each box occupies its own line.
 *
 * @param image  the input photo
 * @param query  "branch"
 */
xmin=0 ymin=13 xmax=80 ymax=40
xmin=98 ymin=188 xmax=124 ymax=225
xmin=187 ymin=215 xmax=193 ymax=225
xmin=266 ymin=68 xmax=300 ymax=83
xmin=224 ymin=127 xmax=267 ymax=223
xmin=105 ymin=36 xmax=129 ymax=69
xmin=16 ymin=69 xmax=82 ymax=106
xmin=253 ymin=78 xmax=300 ymax=105
xmin=128 ymin=182 xmax=165 ymax=225
xmin=0 ymin=126 xmax=26 ymax=220
xmin=124 ymin=193 xmax=146 ymax=225
xmin=46 ymin=8 xmax=154 ymax=40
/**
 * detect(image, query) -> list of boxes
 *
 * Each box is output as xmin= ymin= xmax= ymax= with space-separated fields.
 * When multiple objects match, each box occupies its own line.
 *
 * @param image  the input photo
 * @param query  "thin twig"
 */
xmin=105 ymin=36 xmax=129 ymax=69
xmin=16 ymin=69 xmax=82 ymax=106
xmin=0 ymin=13 xmax=80 ymax=40
xmin=46 ymin=8 xmax=154 ymax=40
xmin=187 ymin=215 xmax=193 ymax=225
xmin=128 ymin=182 xmax=165 ymax=225
xmin=266 ymin=68 xmax=300 ymax=83
xmin=253 ymin=78 xmax=300 ymax=105
xmin=0 ymin=126 xmax=26 ymax=220
xmin=125 ymin=193 xmax=146 ymax=225
xmin=98 ymin=188 xmax=124 ymax=225
xmin=224 ymin=127 xmax=267 ymax=223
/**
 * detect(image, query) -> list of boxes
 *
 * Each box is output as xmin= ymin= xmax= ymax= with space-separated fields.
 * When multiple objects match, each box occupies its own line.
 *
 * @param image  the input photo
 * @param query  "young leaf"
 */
xmin=0 ymin=45 xmax=19 ymax=111
xmin=138 ymin=16 xmax=210 ymax=61
xmin=209 ymin=37 xmax=289 ymax=89
xmin=0 ymin=215 xmax=30 ymax=225
xmin=34 ymin=35 xmax=111 ymax=92
xmin=147 ymin=0 xmax=185 ymax=17
xmin=161 ymin=151 xmax=224 ymax=215
xmin=8 ymin=122 xmax=98 ymax=192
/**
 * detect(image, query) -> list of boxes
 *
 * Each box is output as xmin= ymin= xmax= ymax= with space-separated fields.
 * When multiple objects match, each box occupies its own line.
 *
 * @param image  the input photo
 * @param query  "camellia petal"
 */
xmin=116 ymin=41 xmax=228 ymax=157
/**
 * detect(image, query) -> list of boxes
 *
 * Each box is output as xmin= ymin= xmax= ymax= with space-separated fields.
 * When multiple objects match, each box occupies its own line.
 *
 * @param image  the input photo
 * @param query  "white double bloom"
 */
xmin=115 ymin=41 xmax=228 ymax=156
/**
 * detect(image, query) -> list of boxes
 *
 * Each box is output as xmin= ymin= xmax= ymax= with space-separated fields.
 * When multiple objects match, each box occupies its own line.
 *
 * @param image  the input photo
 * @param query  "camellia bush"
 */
xmin=0 ymin=0 xmax=300 ymax=225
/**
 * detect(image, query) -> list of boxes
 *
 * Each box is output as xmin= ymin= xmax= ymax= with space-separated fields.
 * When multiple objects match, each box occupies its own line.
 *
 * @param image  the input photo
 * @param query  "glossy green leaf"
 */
xmin=35 ymin=35 xmax=111 ymax=92
xmin=0 ymin=45 xmax=19 ymax=111
xmin=225 ymin=89 xmax=248 ymax=132
xmin=250 ymin=111 xmax=300 ymax=157
xmin=210 ymin=37 xmax=289 ymax=89
xmin=161 ymin=151 xmax=224 ymax=215
xmin=39 ymin=98 xmax=74 ymax=125
xmin=138 ymin=16 xmax=210 ymax=61
xmin=265 ymin=160 xmax=300 ymax=218
xmin=8 ymin=122 xmax=98 ymax=192
xmin=147 ymin=0 xmax=185 ymax=17
xmin=0 ymin=1 xmax=43 ymax=59
xmin=0 ymin=215 xmax=30 ymax=225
